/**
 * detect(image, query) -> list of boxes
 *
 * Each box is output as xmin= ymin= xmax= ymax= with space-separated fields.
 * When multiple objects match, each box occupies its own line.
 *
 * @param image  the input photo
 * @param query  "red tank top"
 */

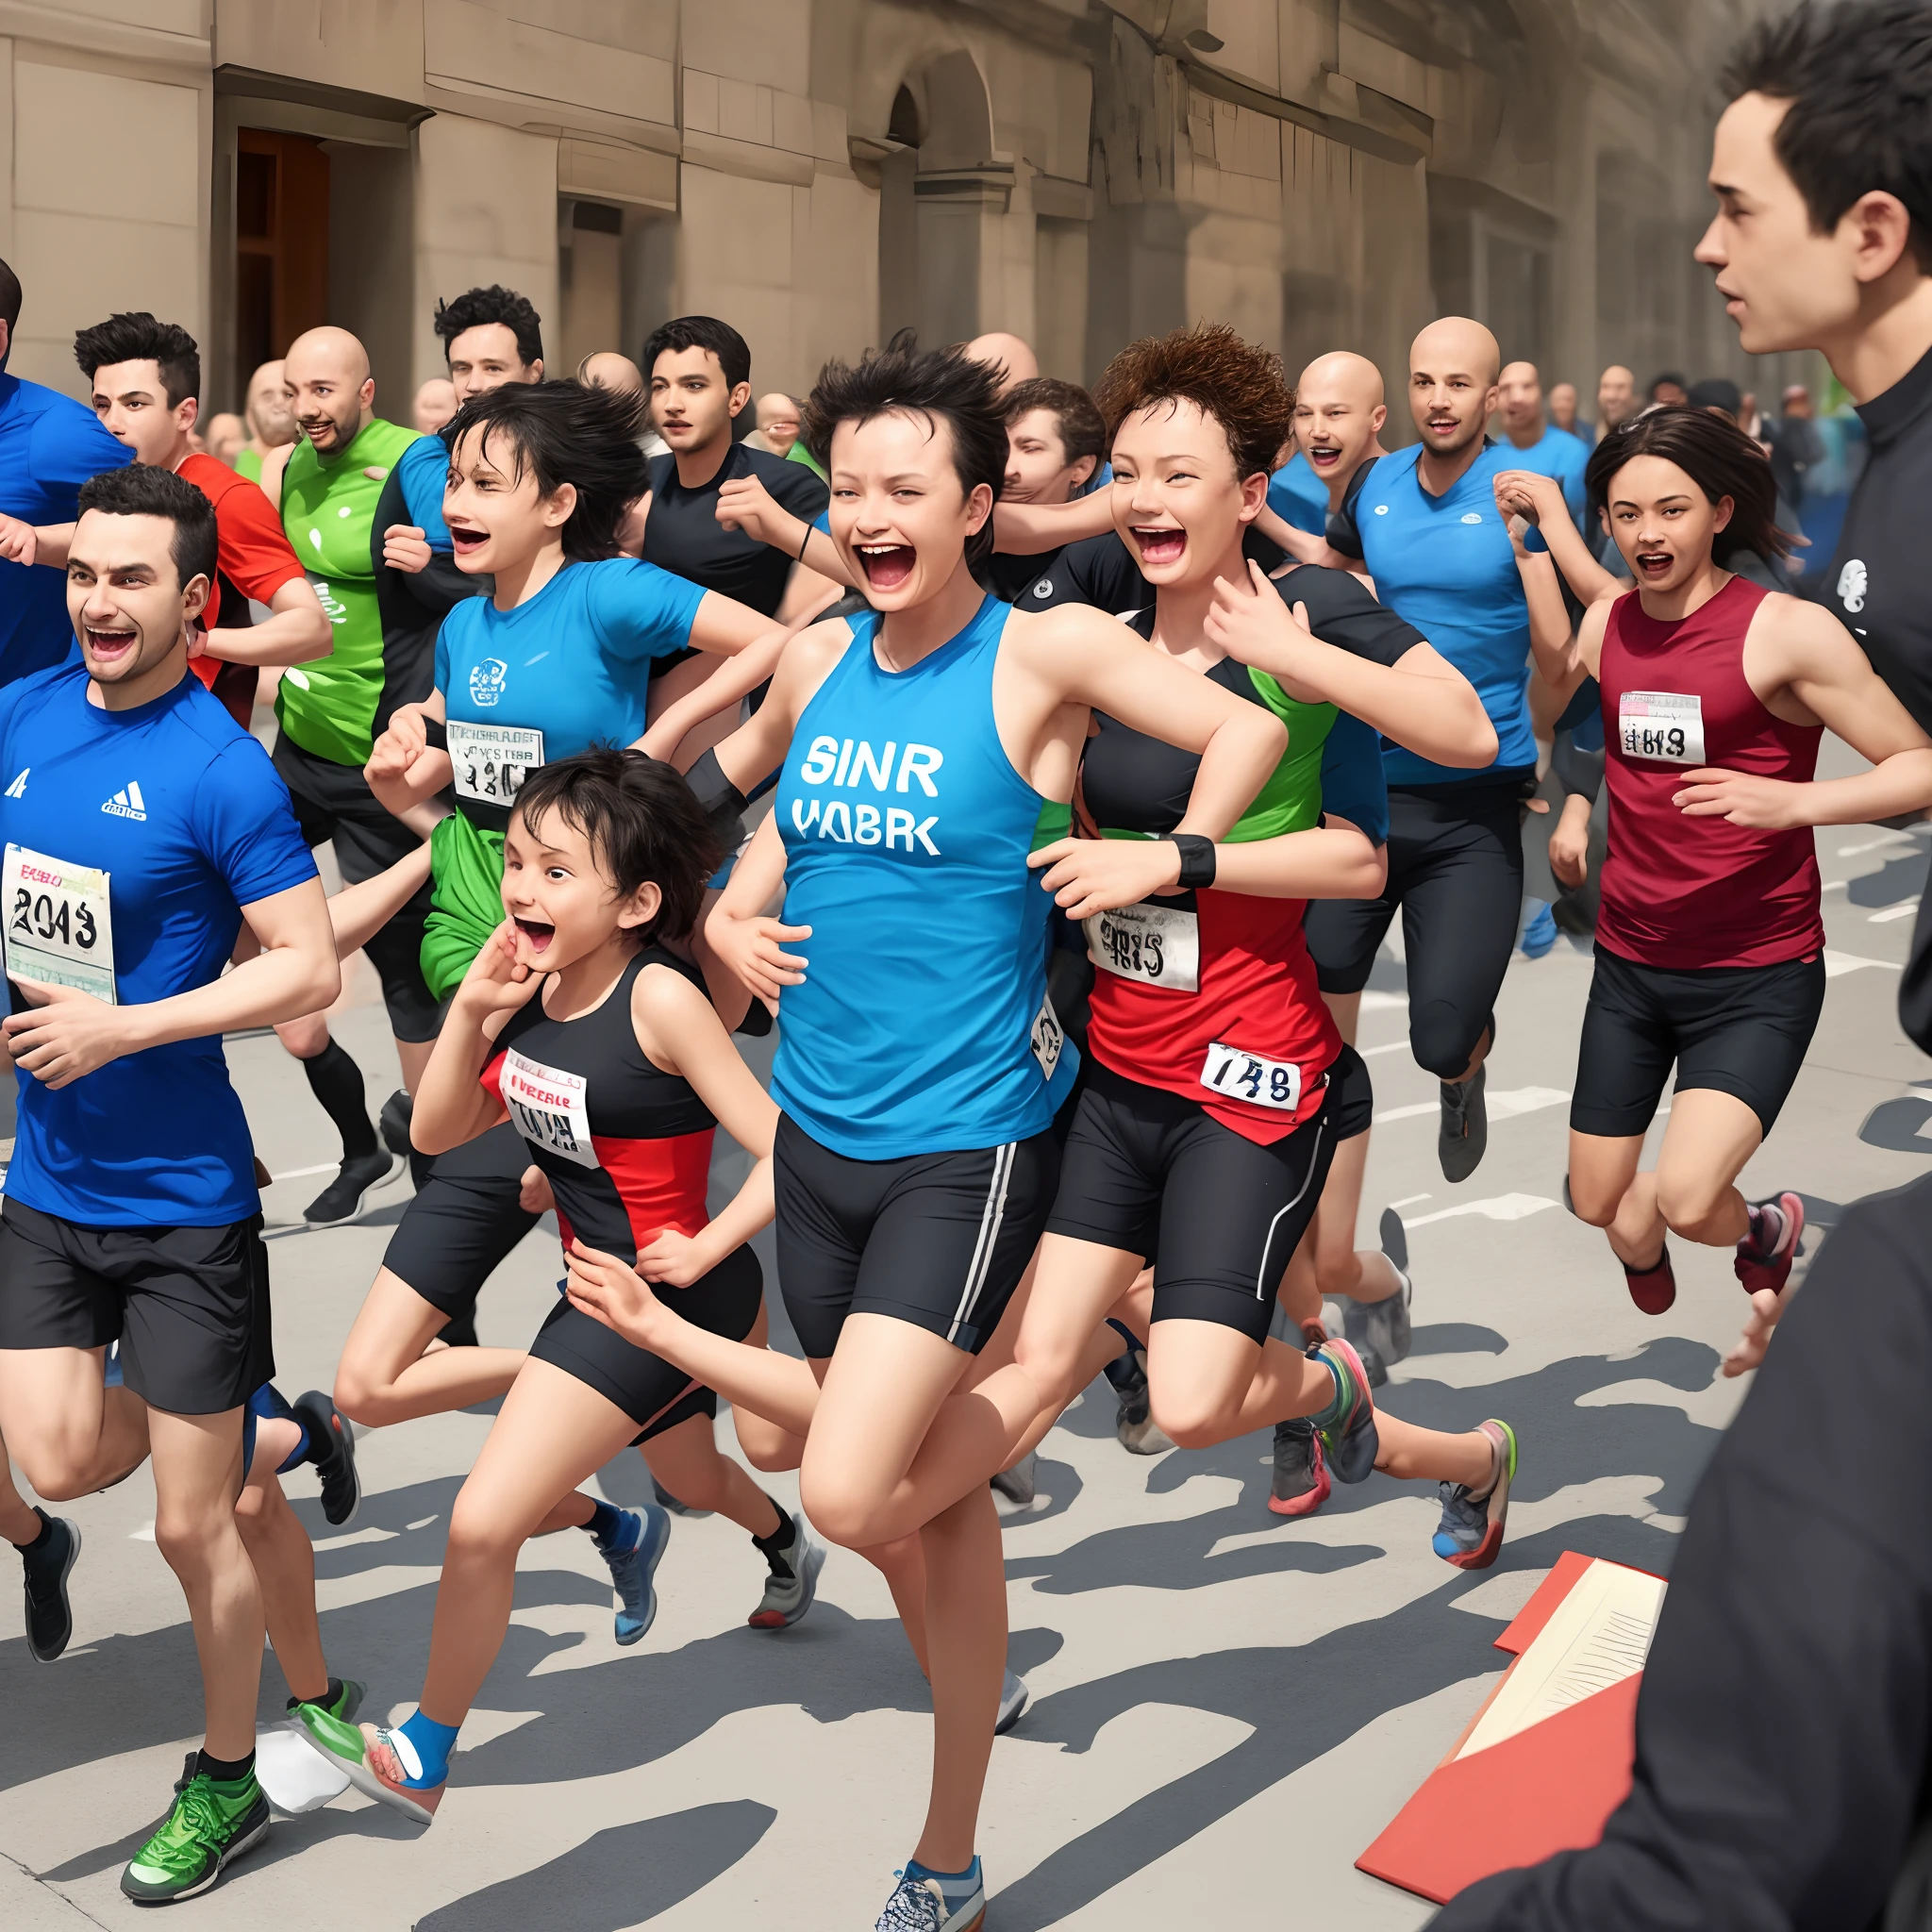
xmin=1597 ymin=575 xmax=1824 ymax=970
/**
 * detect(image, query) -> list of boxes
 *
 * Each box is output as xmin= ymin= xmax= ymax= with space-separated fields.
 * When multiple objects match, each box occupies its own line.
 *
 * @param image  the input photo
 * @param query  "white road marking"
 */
xmin=1836 ymin=832 xmax=1917 ymax=858
xmin=1824 ymin=949 xmax=1904 ymax=976
xmin=1373 ymin=1086 xmax=1569 ymax=1125
xmin=1868 ymin=899 xmax=1919 ymax=923
xmin=1389 ymin=1192 xmax=1432 ymax=1209
xmin=1406 ymin=1192 xmax=1558 ymax=1228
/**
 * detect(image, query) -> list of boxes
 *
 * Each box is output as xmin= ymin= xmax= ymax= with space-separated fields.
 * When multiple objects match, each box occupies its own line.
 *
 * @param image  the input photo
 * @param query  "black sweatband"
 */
xmin=1170 ymin=833 xmax=1216 ymax=890
xmin=686 ymin=746 xmax=749 ymax=850
xmin=423 ymin=718 xmax=448 ymax=751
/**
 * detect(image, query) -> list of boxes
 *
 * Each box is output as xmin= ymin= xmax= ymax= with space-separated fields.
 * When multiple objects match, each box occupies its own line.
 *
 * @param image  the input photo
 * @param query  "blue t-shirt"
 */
xmin=394 ymin=432 xmax=456 ymax=553
xmin=1504 ymin=424 xmax=1590 ymax=532
xmin=435 ymin=557 xmax=707 ymax=814
xmin=1319 ymin=709 xmax=1391 ymax=847
xmin=1267 ymin=452 xmax=1329 ymax=537
xmin=0 ymin=664 xmax=317 ymax=1225
xmin=0 ymin=372 xmax=131 ymax=688
xmin=1335 ymin=442 xmax=1536 ymax=787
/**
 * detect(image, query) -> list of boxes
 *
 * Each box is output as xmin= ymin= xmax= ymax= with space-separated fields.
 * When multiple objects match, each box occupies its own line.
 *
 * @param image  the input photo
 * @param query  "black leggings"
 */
xmin=1302 ymin=776 xmax=1529 ymax=1080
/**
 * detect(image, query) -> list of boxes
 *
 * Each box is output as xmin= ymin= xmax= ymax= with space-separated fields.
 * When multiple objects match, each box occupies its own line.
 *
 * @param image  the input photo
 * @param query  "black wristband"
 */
xmin=423 ymin=717 xmax=447 ymax=752
xmin=685 ymin=745 xmax=749 ymax=850
xmin=1169 ymin=833 xmax=1216 ymax=890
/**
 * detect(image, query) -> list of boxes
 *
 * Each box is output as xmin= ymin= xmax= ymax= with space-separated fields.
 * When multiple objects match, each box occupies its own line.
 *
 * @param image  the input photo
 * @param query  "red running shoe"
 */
xmin=1624 ymin=1243 xmax=1676 ymax=1315
xmin=1268 ymin=1421 xmax=1330 ymax=1518
xmin=1735 ymin=1192 xmax=1804 ymax=1299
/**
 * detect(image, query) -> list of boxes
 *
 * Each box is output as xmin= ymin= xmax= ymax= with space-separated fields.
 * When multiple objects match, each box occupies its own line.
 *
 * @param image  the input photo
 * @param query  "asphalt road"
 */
xmin=3 ymin=744 xmax=1924 ymax=1929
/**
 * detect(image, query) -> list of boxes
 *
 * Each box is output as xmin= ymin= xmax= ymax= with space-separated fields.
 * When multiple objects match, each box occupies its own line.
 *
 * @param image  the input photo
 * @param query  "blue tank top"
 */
xmin=770 ymin=593 xmax=1077 ymax=1158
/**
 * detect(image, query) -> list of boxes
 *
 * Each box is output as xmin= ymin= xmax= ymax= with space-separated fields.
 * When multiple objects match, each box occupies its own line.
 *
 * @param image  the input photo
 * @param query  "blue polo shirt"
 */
xmin=0 ymin=372 xmax=131 ymax=687
xmin=394 ymin=431 xmax=457 ymax=552
xmin=1503 ymin=424 xmax=1590 ymax=532
xmin=1332 ymin=441 xmax=1536 ymax=788
xmin=0 ymin=663 xmax=318 ymax=1225
xmin=1267 ymin=452 xmax=1330 ymax=537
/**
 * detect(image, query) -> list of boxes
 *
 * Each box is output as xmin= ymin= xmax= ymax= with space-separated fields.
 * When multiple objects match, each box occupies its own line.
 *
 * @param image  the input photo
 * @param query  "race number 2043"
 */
xmin=3 ymin=844 xmax=115 ymax=1003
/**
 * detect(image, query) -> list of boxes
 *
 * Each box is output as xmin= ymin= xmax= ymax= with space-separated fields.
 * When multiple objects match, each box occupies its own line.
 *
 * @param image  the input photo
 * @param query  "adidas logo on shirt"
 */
xmin=102 ymin=782 xmax=147 ymax=821
xmin=3 ymin=768 xmax=26 ymax=799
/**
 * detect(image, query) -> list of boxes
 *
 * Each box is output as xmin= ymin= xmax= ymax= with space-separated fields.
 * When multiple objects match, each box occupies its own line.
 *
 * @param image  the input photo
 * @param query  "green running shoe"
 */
xmin=121 ymin=1769 xmax=270 ymax=1902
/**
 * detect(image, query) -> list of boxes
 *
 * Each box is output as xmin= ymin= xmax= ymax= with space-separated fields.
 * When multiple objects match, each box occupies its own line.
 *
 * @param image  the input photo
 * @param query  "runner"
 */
xmin=329 ymin=748 xmax=810 ymax=1821
xmin=1692 ymin=0 xmax=1932 ymax=1056
xmin=0 ymin=464 xmax=340 ymax=1901
xmin=1287 ymin=350 xmax=1391 ymax=520
xmin=0 ymin=256 xmax=129 ymax=687
xmin=1299 ymin=318 xmax=1543 ymax=1183
xmin=1501 ymin=405 xmax=1932 ymax=1374
xmin=1494 ymin=359 xmax=1590 ymax=529
xmin=231 ymin=358 xmax=296 ymax=487
xmin=557 ymin=333 xmax=1446 ymax=1932
xmin=984 ymin=377 xmax=1105 ymax=601
xmin=434 ymin=283 xmax=544 ymax=403
xmin=335 ymin=380 xmax=785 ymax=1631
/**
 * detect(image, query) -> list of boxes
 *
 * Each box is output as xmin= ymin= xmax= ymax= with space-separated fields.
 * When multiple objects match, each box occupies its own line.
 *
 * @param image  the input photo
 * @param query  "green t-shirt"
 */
xmin=276 ymin=416 xmax=421 ymax=766
xmin=233 ymin=446 xmax=263 ymax=484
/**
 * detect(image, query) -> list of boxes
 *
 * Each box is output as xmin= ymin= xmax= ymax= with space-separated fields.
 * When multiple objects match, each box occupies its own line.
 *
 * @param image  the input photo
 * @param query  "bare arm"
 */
xmin=708 ymin=616 xmax=855 ymax=797
xmin=704 ymin=812 xmax=809 ymax=1004
xmin=1495 ymin=469 xmax=1624 ymax=608
xmin=326 ymin=842 xmax=434 ymax=958
xmin=198 ymin=576 xmax=333 ymax=667
xmin=712 ymin=475 xmax=858 ymax=589
xmin=1203 ymin=561 xmax=1498 ymax=769
xmin=4 ymin=877 xmax=340 ymax=1091
xmin=1508 ymin=522 xmax=1581 ymax=690
xmin=689 ymin=586 xmax=808 ymax=657
xmin=365 ymin=687 xmax=452 ymax=818
xmin=640 ymin=622 xmax=793 ymax=765
xmin=991 ymin=490 xmax=1115 ymax=557
xmin=1208 ymin=822 xmax=1387 ymax=900
xmin=409 ymin=922 xmax=538 ymax=1155
xmin=1254 ymin=501 xmax=1360 ymax=575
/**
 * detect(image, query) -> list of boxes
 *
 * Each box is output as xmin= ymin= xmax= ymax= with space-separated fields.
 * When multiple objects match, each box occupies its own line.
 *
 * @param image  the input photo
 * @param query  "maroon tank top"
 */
xmin=1597 ymin=575 xmax=1824 ymax=971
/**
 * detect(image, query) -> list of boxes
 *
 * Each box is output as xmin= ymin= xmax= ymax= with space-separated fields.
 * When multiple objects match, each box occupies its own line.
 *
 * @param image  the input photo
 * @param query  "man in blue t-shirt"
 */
xmin=1306 ymin=317 xmax=1539 ymax=1186
xmin=0 ymin=465 xmax=339 ymax=1902
xmin=1495 ymin=360 xmax=1590 ymax=531
xmin=0 ymin=257 xmax=131 ymax=687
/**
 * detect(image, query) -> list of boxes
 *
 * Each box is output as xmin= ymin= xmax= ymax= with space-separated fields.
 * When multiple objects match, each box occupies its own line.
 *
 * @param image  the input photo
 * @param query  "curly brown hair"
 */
xmin=1091 ymin=323 xmax=1295 ymax=481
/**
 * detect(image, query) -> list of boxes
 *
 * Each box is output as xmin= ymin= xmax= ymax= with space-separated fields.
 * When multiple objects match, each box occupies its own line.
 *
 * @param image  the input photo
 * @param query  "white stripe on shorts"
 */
xmin=948 ymin=1141 xmax=1016 ymax=1344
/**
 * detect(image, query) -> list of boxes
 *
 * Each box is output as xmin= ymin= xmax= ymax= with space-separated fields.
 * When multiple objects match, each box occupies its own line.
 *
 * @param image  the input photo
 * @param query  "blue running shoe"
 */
xmin=1520 ymin=900 xmax=1557 ymax=958
xmin=1309 ymin=1338 xmax=1379 ymax=1484
xmin=594 ymin=1504 xmax=671 ymax=1646
xmin=875 ymin=1858 xmax=986 ymax=1931
xmin=1433 ymin=1420 xmax=1517 ymax=1570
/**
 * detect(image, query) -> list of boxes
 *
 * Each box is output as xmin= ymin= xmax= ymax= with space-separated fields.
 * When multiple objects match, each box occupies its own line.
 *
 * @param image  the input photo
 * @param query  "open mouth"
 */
xmin=513 ymin=916 xmax=556 ymax=955
xmin=1131 ymin=525 xmax=1187 ymax=567
xmin=856 ymin=542 xmax=917 ymax=591
xmin=1426 ymin=416 xmax=1459 ymax=437
xmin=449 ymin=523 xmax=488 ymax=558
xmin=1307 ymin=442 xmax=1341 ymax=470
xmin=1635 ymin=550 xmax=1674 ymax=580
xmin=85 ymin=626 xmax=139 ymax=662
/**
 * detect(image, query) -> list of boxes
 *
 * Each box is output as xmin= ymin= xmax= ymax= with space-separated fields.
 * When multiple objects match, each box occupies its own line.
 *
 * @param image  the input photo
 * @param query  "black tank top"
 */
xmin=482 ymin=945 xmax=716 ymax=1265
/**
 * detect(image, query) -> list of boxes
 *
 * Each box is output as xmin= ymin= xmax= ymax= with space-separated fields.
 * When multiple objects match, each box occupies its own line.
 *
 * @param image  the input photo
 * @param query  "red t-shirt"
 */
xmin=176 ymin=451 xmax=307 ymax=724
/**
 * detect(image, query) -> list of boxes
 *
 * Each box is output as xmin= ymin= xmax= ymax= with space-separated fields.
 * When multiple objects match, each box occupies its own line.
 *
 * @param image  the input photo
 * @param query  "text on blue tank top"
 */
xmin=771 ymin=593 xmax=1077 ymax=1159
xmin=1355 ymin=442 xmax=1537 ymax=785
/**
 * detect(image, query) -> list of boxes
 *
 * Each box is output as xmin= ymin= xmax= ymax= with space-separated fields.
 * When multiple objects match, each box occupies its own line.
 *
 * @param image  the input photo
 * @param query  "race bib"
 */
xmin=1085 ymin=901 xmax=1200 ymax=992
xmin=1199 ymin=1040 xmax=1303 ymax=1113
xmin=1618 ymin=691 xmax=1705 ymax=765
xmin=1030 ymin=991 xmax=1065 ymax=1081
xmin=450 ymin=721 xmax=544 ymax=808
xmin=4 ymin=844 xmax=115 ymax=1004
xmin=500 ymin=1047 xmax=598 ymax=1168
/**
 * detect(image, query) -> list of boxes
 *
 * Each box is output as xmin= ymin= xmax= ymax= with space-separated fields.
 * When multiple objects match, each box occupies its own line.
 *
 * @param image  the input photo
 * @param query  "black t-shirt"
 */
xmin=642 ymin=441 xmax=829 ymax=619
xmin=1015 ymin=527 xmax=1290 ymax=616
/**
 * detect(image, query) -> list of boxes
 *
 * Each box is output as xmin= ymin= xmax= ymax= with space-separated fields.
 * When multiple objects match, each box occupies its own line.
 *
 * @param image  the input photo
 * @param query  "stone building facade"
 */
xmin=0 ymin=0 xmax=1807 ymax=423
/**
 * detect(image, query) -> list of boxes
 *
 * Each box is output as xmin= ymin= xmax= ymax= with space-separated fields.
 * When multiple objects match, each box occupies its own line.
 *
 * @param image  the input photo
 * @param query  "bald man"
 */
xmin=412 ymin=376 xmax=457 ymax=435
xmin=1495 ymin=359 xmax=1589 ymax=529
xmin=964 ymin=330 xmax=1040 ymax=396
xmin=576 ymin=349 xmax=643 ymax=395
xmin=233 ymin=358 xmax=295 ymax=485
xmin=1306 ymin=316 xmax=1539 ymax=1184
xmin=270 ymin=326 xmax=471 ymax=1148
xmin=1596 ymin=364 xmax=1637 ymax=439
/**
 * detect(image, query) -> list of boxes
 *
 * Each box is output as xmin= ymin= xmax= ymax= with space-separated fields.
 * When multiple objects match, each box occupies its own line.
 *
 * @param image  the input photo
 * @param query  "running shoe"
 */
xmin=990 ymin=1452 xmax=1037 ymax=1508
xmin=1378 ymin=1205 xmax=1409 ymax=1274
xmin=290 ymin=1677 xmax=364 ymax=1726
xmin=1310 ymin=1338 xmax=1379 ymax=1484
xmin=1432 ymin=1420 xmax=1517 ymax=1571
xmin=19 ymin=1508 xmax=80 ymax=1663
xmin=748 ymin=1511 xmax=825 ymax=1629
xmin=1109 ymin=1348 xmax=1174 ymax=1456
xmin=1624 ymin=1245 xmax=1677 ymax=1316
xmin=874 ymin=1860 xmax=986 ymax=1932
xmin=995 ymin=1668 xmax=1029 ymax=1736
xmin=291 ymin=1390 xmax=360 ymax=1526
xmin=1268 ymin=1419 xmax=1330 ymax=1518
xmin=350 ymin=1724 xmax=444 ymax=1824
xmin=121 ymin=1768 xmax=271 ymax=1901
xmin=282 ymin=1680 xmax=371 ymax=1789
xmin=597 ymin=1503 xmax=671 ymax=1645
xmin=1343 ymin=1268 xmax=1413 ymax=1372
xmin=302 ymin=1148 xmax=398 ymax=1225
xmin=1439 ymin=1064 xmax=1488 ymax=1183
xmin=378 ymin=1088 xmax=414 ymax=1160
xmin=1519 ymin=900 xmax=1557 ymax=958
xmin=1735 ymin=1191 xmax=1805 ymax=1299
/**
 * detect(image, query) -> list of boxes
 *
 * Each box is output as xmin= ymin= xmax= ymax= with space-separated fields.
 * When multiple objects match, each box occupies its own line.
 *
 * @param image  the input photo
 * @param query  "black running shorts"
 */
xmin=382 ymin=1124 xmax=540 ymax=1317
xmin=0 ymin=1198 xmax=274 ymax=1413
xmin=529 ymin=1243 xmax=763 ymax=1444
xmin=774 ymin=1116 xmax=1061 ymax=1359
xmin=1044 ymin=1056 xmax=1348 ymax=1344
xmin=1571 ymin=947 xmax=1825 ymax=1140
xmin=273 ymin=732 xmax=442 ymax=1043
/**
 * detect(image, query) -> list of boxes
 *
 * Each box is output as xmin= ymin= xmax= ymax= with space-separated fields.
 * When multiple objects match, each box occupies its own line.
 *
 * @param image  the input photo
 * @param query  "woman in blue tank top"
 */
xmin=559 ymin=337 xmax=1287 ymax=1932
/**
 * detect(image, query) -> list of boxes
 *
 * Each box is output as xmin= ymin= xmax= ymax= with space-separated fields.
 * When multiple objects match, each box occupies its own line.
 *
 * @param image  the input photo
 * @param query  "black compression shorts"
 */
xmin=774 ymin=1115 xmax=1060 ymax=1359
xmin=0 ymin=1198 xmax=274 ymax=1413
xmin=381 ymin=1124 xmax=539 ymax=1317
xmin=1571 ymin=947 xmax=1825 ymax=1140
xmin=529 ymin=1243 xmax=762 ymax=1443
xmin=1303 ymin=777 xmax=1530 ymax=1079
xmin=273 ymin=732 xmax=441 ymax=1042
xmin=1044 ymin=1055 xmax=1351 ymax=1345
